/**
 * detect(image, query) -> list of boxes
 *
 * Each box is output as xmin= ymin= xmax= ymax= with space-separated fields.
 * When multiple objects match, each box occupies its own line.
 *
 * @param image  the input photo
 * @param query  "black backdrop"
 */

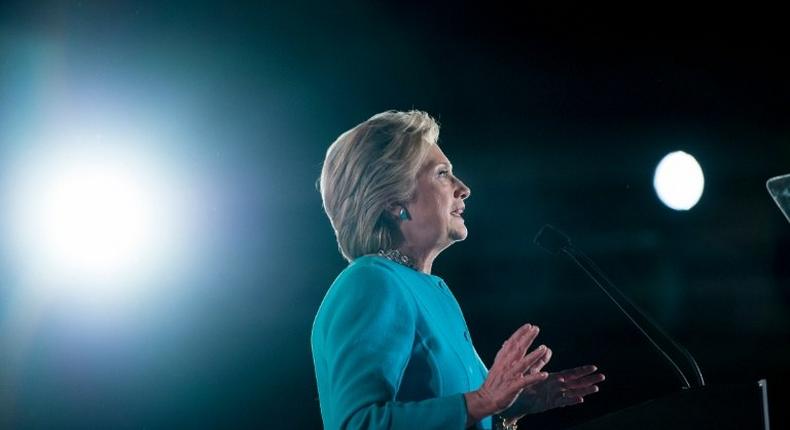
xmin=1 ymin=2 xmax=788 ymax=428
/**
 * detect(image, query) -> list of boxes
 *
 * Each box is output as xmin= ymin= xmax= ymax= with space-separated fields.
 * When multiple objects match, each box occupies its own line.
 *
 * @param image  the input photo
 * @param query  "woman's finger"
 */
xmin=556 ymin=394 xmax=584 ymax=407
xmin=517 ymin=371 xmax=549 ymax=390
xmin=516 ymin=345 xmax=549 ymax=375
xmin=564 ymin=373 xmax=605 ymax=389
xmin=508 ymin=324 xmax=539 ymax=360
xmin=509 ymin=323 xmax=534 ymax=346
xmin=501 ymin=324 xmax=539 ymax=362
xmin=527 ymin=347 xmax=552 ymax=374
xmin=566 ymin=385 xmax=600 ymax=398
xmin=556 ymin=365 xmax=598 ymax=381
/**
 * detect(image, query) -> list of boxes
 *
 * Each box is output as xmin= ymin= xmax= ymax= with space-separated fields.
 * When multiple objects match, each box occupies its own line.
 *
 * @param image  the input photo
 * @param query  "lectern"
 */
xmin=570 ymin=379 xmax=770 ymax=429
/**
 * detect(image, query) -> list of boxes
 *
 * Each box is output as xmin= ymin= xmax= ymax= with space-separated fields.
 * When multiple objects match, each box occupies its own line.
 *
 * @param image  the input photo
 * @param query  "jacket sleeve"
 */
xmin=311 ymin=263 xmax=469 ymax=430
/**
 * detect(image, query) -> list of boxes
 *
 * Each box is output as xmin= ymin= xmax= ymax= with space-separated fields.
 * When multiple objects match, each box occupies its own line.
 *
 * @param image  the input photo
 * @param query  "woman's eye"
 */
xmin=438 ymin=170 xmax=449 ymax=177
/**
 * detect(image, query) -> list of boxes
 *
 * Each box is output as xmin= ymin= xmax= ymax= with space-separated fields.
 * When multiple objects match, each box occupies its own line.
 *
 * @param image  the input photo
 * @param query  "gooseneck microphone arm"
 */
xmin=534 ymin=224 xmax=705 ymax=389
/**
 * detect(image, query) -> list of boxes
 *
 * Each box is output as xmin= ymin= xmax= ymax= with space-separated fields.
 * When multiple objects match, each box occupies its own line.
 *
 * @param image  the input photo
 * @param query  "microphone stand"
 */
xmin=535 ymin=225 xmax=705 ymax=389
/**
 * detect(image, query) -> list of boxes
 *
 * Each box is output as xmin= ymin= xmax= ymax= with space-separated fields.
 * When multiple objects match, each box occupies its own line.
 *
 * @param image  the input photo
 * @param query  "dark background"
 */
xmin=1 ymin=2 xmax=788 ymax=428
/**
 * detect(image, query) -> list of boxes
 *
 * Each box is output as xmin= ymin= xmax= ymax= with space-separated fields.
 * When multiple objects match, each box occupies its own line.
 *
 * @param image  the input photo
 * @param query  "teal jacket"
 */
xmin=311 ymin=255 xmax=492 ymax=429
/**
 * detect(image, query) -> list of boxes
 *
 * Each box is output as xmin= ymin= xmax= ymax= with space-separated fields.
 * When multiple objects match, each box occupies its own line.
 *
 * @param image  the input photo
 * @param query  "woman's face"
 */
xmin=399 ymin=145 xmax=471 ymax=253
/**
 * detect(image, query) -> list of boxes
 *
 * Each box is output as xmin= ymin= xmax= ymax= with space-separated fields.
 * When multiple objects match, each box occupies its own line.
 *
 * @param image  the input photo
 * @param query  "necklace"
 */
xmin=377 ymin=249 xmax=420 ymax=272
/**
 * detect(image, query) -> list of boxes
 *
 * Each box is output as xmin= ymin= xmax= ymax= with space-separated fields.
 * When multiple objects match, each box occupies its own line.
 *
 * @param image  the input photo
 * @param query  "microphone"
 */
xmin=767 ymin=173 xmax=790 ymax=223
xmin=534 ymin=224 xmax=705 ymax=389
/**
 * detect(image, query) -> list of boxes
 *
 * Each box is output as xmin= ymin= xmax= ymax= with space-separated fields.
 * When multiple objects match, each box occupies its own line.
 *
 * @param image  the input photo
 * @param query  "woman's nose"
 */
xmin=454 ymin=179 xmax=470 ymax=200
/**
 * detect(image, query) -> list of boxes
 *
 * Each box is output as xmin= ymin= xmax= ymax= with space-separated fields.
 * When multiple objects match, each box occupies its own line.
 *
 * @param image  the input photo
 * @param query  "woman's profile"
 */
xmin=311 ymin=110 xmax=604 ymax=429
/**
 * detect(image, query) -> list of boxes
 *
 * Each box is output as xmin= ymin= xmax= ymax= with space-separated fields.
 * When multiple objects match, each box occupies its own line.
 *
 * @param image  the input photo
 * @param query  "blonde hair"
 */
xmin=319 ymin=110 xmax=439 ymax=262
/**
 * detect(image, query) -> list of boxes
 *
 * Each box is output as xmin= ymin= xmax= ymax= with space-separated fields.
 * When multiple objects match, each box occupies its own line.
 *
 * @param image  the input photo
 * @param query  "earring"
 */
xmin=399 ymin=207 xmax=411 ymax=221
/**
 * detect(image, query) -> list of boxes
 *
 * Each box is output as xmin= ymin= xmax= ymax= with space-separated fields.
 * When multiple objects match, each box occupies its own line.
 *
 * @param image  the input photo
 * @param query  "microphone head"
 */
xmin=534 ymin=224 xmax=572 ymax=254
xmin=767 ymin=173 xmax=790 ymax=224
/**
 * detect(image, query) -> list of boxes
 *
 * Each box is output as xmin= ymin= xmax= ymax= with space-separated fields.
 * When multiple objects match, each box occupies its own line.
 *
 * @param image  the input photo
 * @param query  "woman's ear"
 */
xmin=385 ymin=203 xmax=399 ymax=220
xmin=386 ymin=204 xmax=411 ymax=221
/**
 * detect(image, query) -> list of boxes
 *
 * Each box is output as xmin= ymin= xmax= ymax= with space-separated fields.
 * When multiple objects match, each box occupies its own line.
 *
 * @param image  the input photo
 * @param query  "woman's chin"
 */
xmin=449 ymin=227 xmax=468 ymax=242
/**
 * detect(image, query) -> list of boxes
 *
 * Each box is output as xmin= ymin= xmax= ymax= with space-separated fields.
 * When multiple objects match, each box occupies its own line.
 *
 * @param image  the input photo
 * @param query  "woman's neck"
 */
xmin=396 ymin=244 xmax=440 ymax=274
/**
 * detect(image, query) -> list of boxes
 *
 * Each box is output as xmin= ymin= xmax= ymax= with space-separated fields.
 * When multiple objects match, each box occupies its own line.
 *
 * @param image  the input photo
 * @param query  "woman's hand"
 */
xmin=503 ymin=364 xmax=605 ymax=420
xmin=464 ymin=324 xmax=551 ymax=425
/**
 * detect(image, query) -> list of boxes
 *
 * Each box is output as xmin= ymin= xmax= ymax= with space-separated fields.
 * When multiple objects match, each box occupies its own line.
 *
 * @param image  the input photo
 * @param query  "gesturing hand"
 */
xmin=504 ymin=364 xmax=605 ymax=419
xmin=465 ymin=323 xmax=551 ymax=422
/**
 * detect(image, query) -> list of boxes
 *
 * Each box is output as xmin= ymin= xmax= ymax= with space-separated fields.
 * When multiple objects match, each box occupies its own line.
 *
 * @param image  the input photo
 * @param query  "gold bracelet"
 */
xmin=494 ymin=415 xmax=518 ymax=430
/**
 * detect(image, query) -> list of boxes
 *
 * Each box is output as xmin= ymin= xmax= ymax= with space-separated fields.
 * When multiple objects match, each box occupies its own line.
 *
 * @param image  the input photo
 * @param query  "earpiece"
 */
xmin=399 ymin=207 xmax=411 ymax=221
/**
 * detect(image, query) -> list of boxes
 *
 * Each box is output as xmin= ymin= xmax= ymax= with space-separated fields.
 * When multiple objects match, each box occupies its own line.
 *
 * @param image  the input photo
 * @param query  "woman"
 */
xmin=312 ymin=110 xmax=604 ymax=430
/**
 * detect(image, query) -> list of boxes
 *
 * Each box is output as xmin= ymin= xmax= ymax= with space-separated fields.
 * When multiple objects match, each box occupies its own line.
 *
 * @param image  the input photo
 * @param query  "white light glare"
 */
xmin=37 ymin=159 xmax=155 ymax=278
xmin=653 ymin=151 xmax=705 ymax=211
xmin=5 ymin=133 xmax=184 ymax=298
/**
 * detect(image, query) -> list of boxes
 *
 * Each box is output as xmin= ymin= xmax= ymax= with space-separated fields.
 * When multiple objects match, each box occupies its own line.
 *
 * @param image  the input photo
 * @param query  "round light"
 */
xmin=3 ymin=132 xmax=184 ymax=297
xmin=653 ymin=151 xmax=705 ymax=211
xmin=35 ymin=160 xmax=155 ymax=278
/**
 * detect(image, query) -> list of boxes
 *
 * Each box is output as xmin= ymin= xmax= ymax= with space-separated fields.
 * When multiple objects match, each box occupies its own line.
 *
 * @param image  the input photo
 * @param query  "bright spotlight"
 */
xmin=653 ymin=151 xmax=705 ymax=211
xmin=3 ymin=128 xmax=185 ymax=302
xmin=35 ymin=158 xmax=155 ymax=278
